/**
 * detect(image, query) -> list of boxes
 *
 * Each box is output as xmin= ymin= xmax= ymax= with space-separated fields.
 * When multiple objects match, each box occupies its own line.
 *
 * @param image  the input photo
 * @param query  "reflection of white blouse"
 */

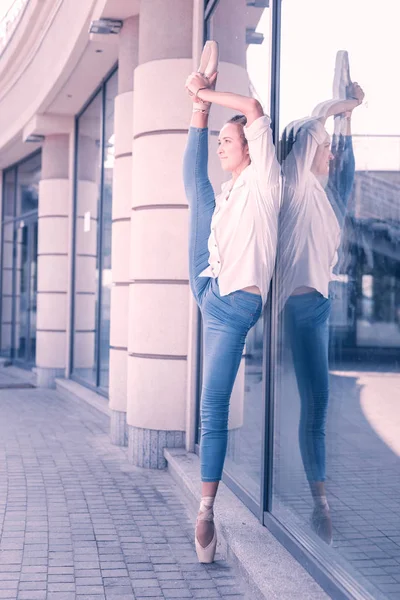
xmin=200 ymin=116 xmax=281 ymax=305
xmin=277 ymin=118 xmax=341 ymax=310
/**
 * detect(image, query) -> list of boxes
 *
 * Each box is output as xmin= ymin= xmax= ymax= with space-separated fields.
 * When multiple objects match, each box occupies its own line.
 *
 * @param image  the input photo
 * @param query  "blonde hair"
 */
xmin=226 ymin=114 xmax=247 ymax=147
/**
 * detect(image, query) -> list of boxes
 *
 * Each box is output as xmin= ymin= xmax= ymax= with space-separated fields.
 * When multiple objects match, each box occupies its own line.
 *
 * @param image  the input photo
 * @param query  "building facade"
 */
xmin=0 ymin=0 xmax=399 ymax=598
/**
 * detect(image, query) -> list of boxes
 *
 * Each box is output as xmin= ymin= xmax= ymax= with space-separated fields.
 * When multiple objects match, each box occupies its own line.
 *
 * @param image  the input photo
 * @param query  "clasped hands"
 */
xmin=185 ymin=72 xmax=218 ymax=105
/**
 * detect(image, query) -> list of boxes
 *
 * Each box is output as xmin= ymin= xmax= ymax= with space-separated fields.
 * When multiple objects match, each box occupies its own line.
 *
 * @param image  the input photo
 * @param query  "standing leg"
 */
xmin=195 ymin=292 xmax=262 ymax=557
xmin=285 ymin=294 xmax=332 ymax=544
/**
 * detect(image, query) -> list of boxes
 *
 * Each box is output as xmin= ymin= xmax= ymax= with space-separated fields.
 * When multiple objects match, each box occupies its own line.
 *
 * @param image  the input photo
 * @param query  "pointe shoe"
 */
xmin=195 ymin=497 xmax=217 ymax=563
xmin=192 ymin=41 xmax=219 ymax=114
xmin=311 ymin=504 xmax=333 ymax=546
xmin=333 ymin=50 xmax=351 ymax=100
xmin=198 ymin=40 xmax=219 ymax=79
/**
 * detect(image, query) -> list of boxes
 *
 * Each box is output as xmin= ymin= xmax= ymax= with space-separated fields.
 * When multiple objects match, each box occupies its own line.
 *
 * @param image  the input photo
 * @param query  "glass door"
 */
xmin=13 ymin=217 xmax=38 ymax=366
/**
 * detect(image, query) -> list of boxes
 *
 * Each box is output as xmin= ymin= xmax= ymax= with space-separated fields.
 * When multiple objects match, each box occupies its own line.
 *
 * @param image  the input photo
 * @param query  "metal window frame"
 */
xmin=69 ymin=63 xmax=118 ymax=393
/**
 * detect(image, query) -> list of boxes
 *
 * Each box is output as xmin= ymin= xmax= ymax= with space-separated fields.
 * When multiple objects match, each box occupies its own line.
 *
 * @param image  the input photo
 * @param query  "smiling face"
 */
xmin=217 ymin=123 xmax=250 ymax=173
xmin=311 ymin=133 xmax=334 ymax=177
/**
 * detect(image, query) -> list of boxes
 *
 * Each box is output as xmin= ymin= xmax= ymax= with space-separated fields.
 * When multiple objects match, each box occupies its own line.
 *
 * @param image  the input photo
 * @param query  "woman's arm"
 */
xmin=282 ymin=118 xmax=327 ymax=189
xmin=312 ymin=83 xmax=364 ymax=125
xmin=185 ymin=72 xmax=263 ymax=126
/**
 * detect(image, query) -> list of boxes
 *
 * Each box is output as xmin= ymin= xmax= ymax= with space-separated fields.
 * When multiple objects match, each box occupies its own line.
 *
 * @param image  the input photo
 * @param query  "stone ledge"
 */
xmin=164 ymin=448 xmax=329 ymax=600
xmin=55 ymin=378 xmax=110 ymax=417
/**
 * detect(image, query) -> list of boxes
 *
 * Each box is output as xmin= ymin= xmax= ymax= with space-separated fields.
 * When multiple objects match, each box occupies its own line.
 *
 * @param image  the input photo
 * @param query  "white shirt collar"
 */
xmin=220 ymin=165 xmax=251 ymax=194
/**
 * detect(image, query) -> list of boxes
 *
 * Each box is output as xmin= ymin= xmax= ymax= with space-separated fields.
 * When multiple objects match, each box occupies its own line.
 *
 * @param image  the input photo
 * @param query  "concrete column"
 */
xmin=109 ymin=16 xmax=139 ymax=446
xmin=127 ymin=0 xmax=193 ymax=468
xmin=36 ymin=134 xmax=70 ymax=387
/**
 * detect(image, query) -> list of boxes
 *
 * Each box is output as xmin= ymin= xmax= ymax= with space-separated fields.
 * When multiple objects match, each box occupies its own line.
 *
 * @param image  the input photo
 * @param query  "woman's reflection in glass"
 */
xmin=277 ymin=75 xmax=364 ymax=545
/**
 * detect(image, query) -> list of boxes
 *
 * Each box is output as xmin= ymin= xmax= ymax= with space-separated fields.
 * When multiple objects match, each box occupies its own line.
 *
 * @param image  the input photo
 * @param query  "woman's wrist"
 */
xmin=196 ymin=86 xmax=214 ymax=103
xmin=195 ymin=86 xmax=210 ymax=102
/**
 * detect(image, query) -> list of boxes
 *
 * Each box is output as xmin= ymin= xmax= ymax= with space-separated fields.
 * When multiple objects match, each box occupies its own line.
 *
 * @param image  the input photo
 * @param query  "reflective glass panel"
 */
xmin=273 ymin=1 xmax=400 ymax=595
xmin=99 ymin=70 xmax=118 ymax=391
xmin=14 ymin=221 xmax=29 ymax=360
xmin=73 ymin=91 xmax=102 ymax=386
xmin=16 ymin=153 xmax=41 ymax=216
xmin=3 ymin=168 xmax=16 ymax=219
xmin=1 ymin=222 xmax=14 ymax=356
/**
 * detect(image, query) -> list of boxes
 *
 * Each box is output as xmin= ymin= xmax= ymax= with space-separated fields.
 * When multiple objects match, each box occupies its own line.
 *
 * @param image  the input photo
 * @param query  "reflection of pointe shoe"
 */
xmin=311 ymin=505 xmax=333 ymax=546
xmin=195 ymin=498 xmax=217 ymax=563
xmin=197 ymin=40 xmax=219 ymax=79
xmin=333 ymin=50 xmax=351 ymax=100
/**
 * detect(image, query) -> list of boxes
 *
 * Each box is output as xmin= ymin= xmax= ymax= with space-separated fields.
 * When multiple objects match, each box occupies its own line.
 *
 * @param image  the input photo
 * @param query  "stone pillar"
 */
xmin=127 ymin=0 xmax=193 ymax=468
xmin=109 ymin=16 xmax=139 ymax=446
xmin=36 ymin=134 xmax=70 ymax=387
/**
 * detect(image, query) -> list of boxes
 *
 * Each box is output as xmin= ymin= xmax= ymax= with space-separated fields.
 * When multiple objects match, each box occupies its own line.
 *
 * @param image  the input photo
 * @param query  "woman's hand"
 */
xmin=185 ymin=72 xmax=217 ymax=99
xmin=185 ymin=72 xmax=210 ymax=97
xmin=348 ymin=82 xmax=364 ymax=106
xmin=343 ymin=82 xmax=364 ymax=118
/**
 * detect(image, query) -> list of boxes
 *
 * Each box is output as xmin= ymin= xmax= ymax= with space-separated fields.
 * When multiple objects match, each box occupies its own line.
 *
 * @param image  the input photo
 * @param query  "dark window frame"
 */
xmin=69 ymin=64 xmax=118 ymax=396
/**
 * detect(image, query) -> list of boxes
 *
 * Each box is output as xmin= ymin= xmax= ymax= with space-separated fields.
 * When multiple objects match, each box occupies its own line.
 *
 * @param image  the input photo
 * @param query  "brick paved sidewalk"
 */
xmin=0 ymin=384 xmax=249 ymax=600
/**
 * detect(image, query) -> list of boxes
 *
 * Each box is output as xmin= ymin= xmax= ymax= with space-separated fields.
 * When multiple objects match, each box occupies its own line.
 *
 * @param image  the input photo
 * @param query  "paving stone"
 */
xmin=17 ymin=592 xmax=47 ymax=600
xmin=163 ymin=590 xmax=193 ymax=599
xmin=47 ymin=583 xmax=76 ymax=592
xmin=0 ymin=582 xmax=18 ymax=591
xmin=76 ymin=586 xmax=107 ymax=595
xmin=18 ymin=580 xmax=48 ymax=592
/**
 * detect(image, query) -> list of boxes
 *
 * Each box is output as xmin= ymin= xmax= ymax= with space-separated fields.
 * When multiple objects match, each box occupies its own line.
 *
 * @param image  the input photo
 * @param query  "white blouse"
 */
xmin=199 ymin=115 xmax=281 ymax=305
xmin=277 ymin=118 xmax=341 ymax=311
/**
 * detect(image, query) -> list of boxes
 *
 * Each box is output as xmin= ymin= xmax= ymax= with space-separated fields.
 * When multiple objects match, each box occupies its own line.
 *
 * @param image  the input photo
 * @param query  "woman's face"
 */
xmin=217 ymin=123 xmax=249 ymax=172
xmin=312 ymin=133 xmax=334 ymax=177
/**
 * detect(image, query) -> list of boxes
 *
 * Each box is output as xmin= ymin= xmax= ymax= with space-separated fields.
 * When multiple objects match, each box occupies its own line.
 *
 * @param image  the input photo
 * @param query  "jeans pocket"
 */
xmin=231 ymin=290 xmax=262 ymax=321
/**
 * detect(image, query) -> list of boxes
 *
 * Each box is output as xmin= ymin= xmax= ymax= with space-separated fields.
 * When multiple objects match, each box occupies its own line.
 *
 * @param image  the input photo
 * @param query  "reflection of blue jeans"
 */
xmin=183 ymin=127 xmax=262 ymax=482
xmin=284 ymin=292 xmax=331 ymax=483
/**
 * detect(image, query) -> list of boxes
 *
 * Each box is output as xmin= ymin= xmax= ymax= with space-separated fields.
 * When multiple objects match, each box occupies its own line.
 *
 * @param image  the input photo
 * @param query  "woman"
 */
xmin=278 ymin=83 xmax=364 ymax=545
xmin=183 ymin=42 xmax=280 ymax=563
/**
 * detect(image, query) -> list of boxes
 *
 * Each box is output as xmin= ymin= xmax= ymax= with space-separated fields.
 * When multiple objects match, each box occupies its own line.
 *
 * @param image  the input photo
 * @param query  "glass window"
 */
xmin=3 ymin=168 xmax=16 ymax=219
xmin=16 ymin=153 xmax=41 ymax=216
xmin=99 ymin=70 xmax=118 ymax=390
xmin=0 ymin=222 xmax=14 ymax=356
xmin=72 ymin=69 xmax=118 ymax=392
xmin=273 ymin=0 xmax=400 ymax=596
xmin=203 ymin=1 xmax=273 ymax=509
xmin=1 ymin=155 xmax=40 ymax=363
xmin=73 ymin=90 xmax=102 ymax=387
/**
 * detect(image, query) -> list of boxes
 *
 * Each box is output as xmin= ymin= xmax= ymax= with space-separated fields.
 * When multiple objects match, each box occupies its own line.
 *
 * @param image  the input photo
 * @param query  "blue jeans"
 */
xmin=183 ymin=127 xmax=262 ymax=482
xmin=284 ymin=292 xmax=331 ymax=483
